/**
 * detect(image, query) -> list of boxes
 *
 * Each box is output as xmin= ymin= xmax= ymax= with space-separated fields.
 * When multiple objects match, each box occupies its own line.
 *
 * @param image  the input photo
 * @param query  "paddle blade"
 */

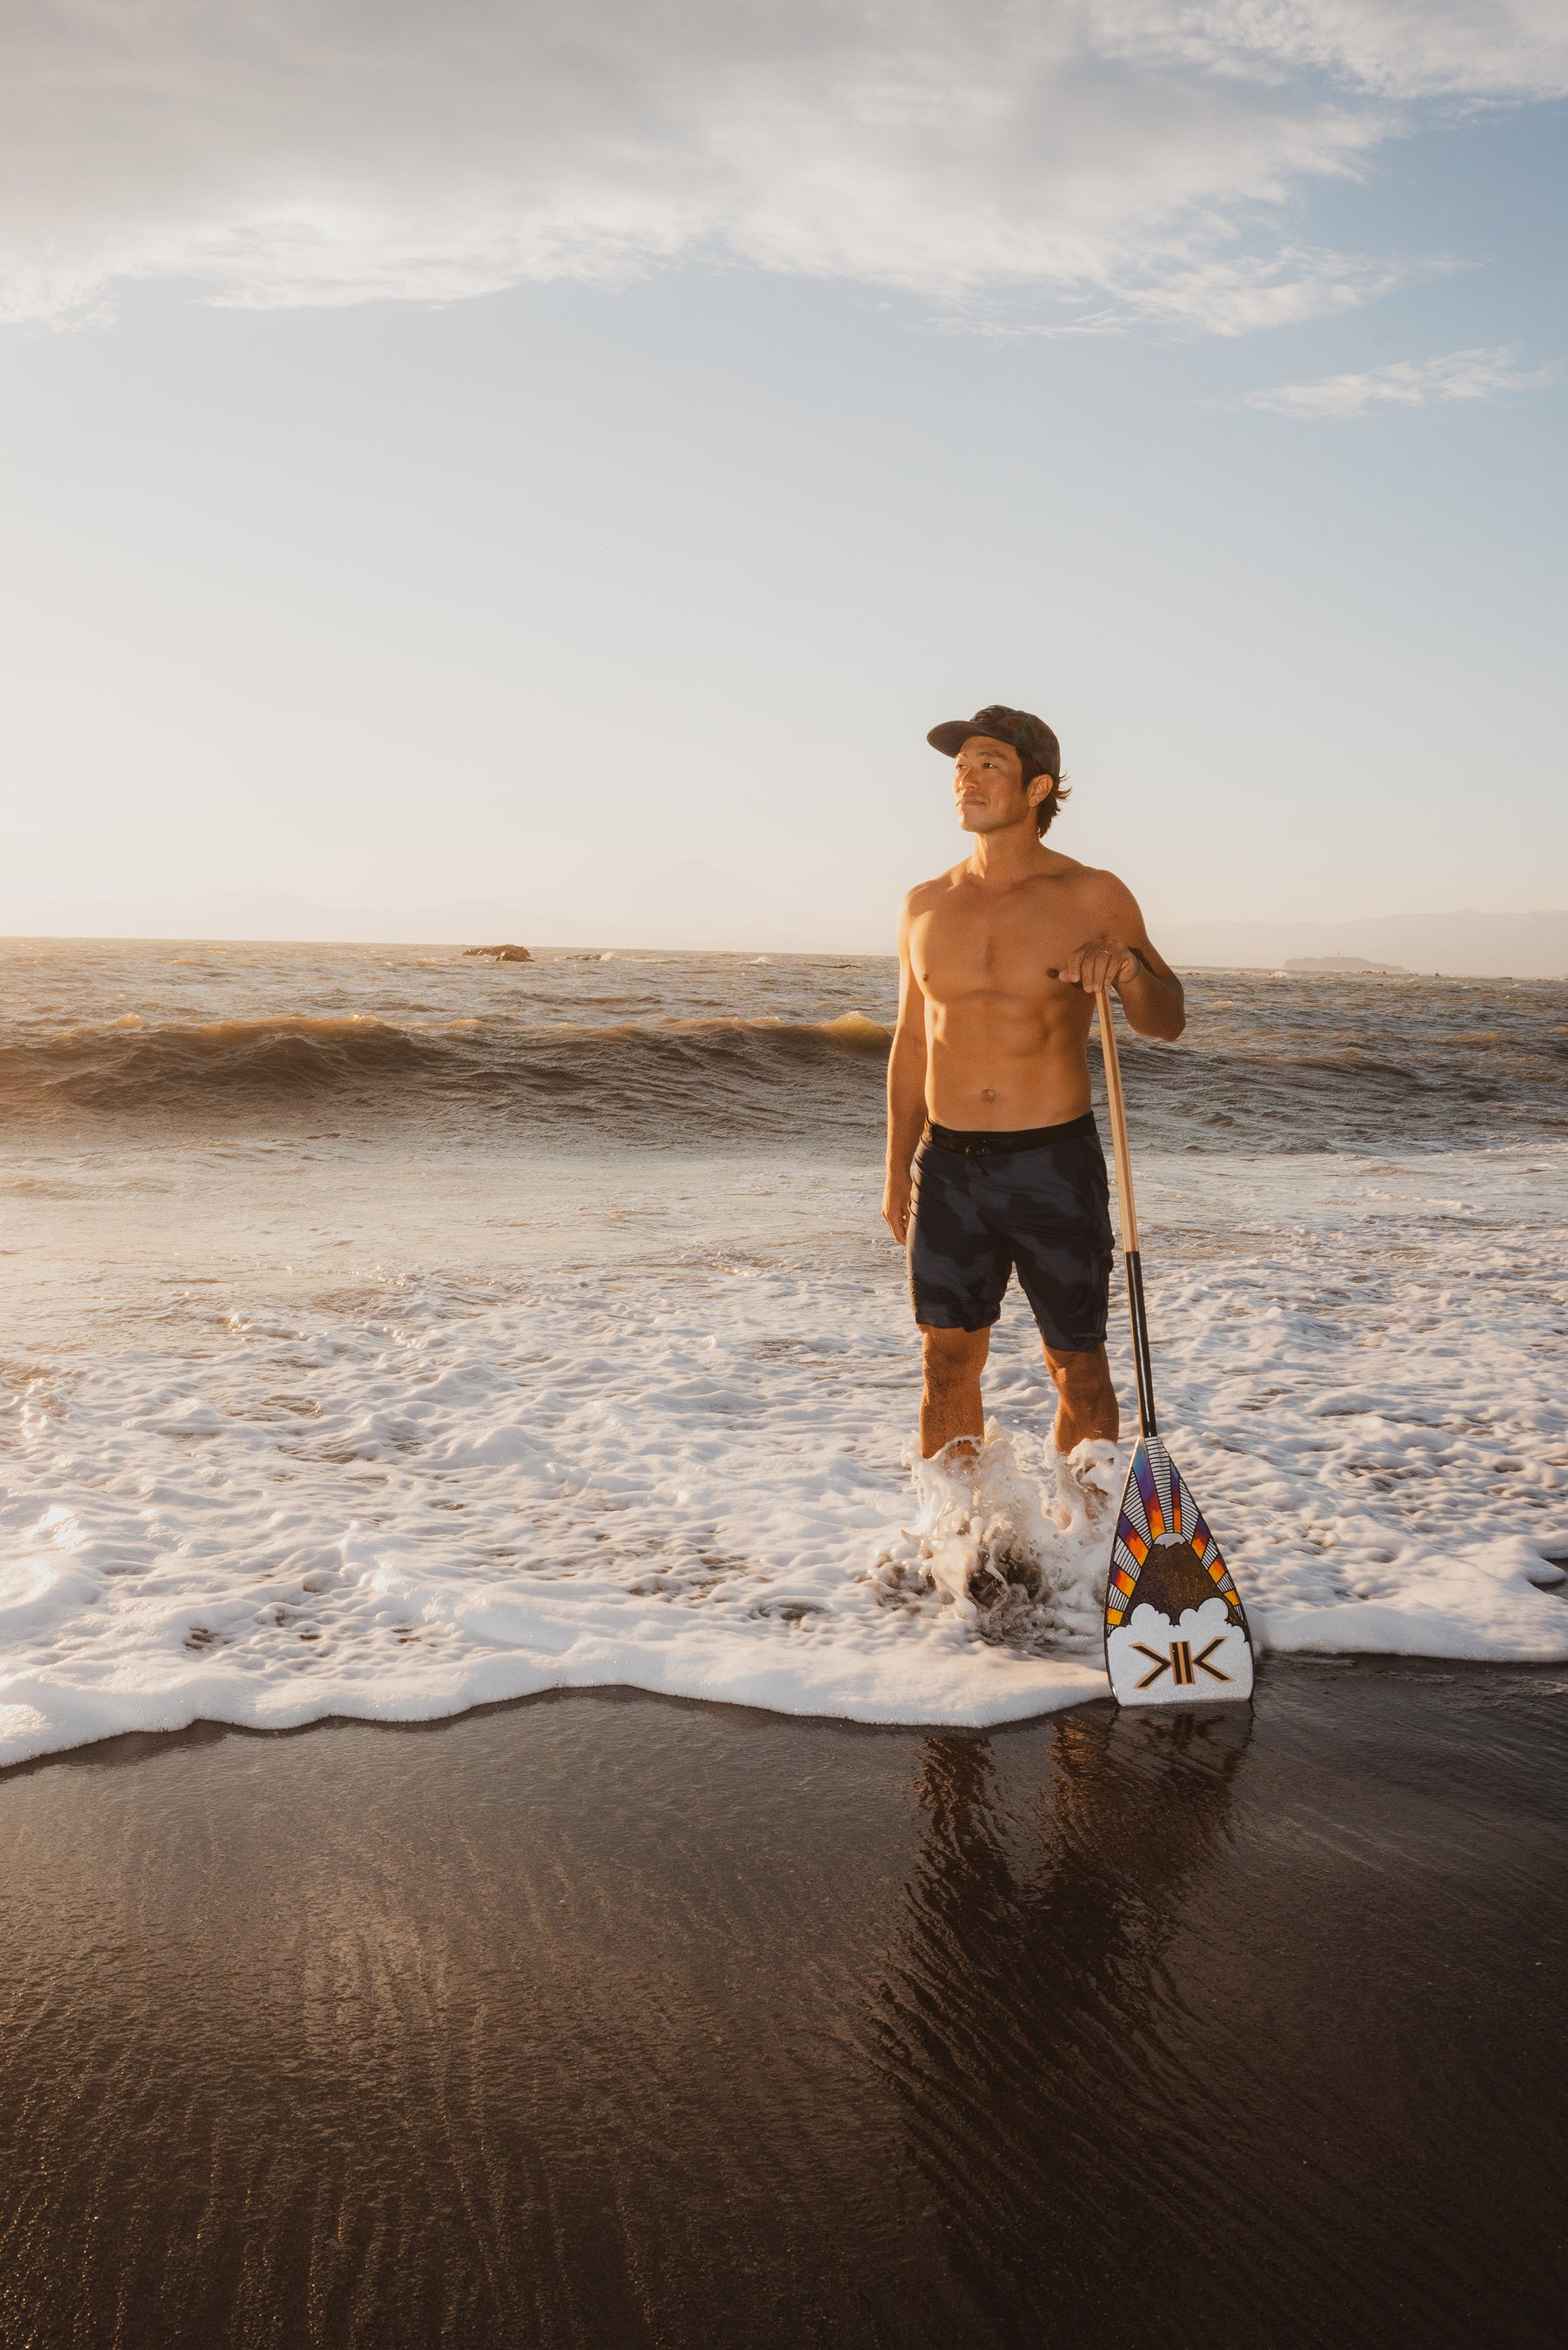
xmin=1104 ymin=1434 xmax=1254 ymax=1707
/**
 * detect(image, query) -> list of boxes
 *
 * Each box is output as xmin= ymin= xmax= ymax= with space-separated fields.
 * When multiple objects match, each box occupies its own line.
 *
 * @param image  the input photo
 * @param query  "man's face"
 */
xmin=953 ymin=735 xmax=1036 ymax=835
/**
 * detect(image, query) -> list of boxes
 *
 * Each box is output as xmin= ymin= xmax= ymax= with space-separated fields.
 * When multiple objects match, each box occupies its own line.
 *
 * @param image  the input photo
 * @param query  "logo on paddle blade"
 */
xmin=1129 ymin=1633 xmax=1233 ymax=1689
xmin=1106 ymin=1595 xmax=1254 ymax=1708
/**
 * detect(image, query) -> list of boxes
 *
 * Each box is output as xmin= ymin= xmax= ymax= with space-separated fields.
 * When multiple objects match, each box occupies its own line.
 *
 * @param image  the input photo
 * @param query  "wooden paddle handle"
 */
xmin=1096 ymin=988 xmax=1139 ymax=1255
xmin=1097 ymin=988 xmax=1157 ymax=1438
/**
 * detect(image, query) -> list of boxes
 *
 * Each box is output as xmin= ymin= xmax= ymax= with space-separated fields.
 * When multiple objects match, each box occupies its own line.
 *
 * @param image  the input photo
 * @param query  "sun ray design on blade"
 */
xmin=1133 ymin=1444 xmax=1166 ymax=1540
xmin=1104 ymin=1435 xmax=1244 ymax=1630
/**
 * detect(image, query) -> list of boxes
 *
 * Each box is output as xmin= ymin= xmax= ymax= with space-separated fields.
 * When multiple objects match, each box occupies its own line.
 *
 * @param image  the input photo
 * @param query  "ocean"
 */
xmin=2 ymin=937 xmax=1565 ymax=1767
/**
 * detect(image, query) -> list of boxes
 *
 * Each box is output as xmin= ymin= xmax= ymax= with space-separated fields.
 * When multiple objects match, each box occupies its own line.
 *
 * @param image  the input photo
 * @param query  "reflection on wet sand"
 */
xmin=874 ymin=1708 xmax=1255 ymax=2341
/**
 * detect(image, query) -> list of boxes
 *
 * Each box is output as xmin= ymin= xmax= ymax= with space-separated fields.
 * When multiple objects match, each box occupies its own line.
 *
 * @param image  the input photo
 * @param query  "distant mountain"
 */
xmin=582 ymin=862 xmax=814 ymax=950
xmin=1163 ymin=910 xmax=1568 ymax=979
xmin=0 ymin=866 xmax=855 ymax=954
xmin=0 ymin=890 xmax=537 ymax=946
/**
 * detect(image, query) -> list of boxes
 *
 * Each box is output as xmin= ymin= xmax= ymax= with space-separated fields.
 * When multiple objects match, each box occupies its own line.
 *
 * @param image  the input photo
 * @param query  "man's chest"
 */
xmin=913 ymin=890 xmax=1078 ymax=1001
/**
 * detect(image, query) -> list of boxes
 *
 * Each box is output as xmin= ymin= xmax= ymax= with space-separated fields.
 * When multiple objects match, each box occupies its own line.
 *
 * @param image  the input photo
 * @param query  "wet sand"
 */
xmin=2 ymin=1660 xmax=1565 ymax=2350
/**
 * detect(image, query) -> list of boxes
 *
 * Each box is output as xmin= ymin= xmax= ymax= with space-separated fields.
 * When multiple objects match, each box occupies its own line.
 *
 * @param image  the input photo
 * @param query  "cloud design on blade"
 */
xmin=1108 ymin=1595 xmax=1253 ymax=1704
xmin=2 ymin=3 xmax=1565 ymax=329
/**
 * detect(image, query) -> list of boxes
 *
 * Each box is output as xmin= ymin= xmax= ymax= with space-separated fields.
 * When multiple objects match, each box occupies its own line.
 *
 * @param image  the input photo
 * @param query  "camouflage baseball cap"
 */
xmin=927 ymin=703 xmax=1061 ymax=783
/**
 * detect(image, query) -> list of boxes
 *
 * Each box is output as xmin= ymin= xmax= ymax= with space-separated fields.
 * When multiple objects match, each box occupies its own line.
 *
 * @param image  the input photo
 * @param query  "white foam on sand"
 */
xmin=1 ymin=1146 xmax=1565 ymax=1768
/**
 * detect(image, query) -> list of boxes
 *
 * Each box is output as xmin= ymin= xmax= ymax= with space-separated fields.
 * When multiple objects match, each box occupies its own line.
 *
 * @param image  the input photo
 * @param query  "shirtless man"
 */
xmin=882 ymin=703 xmax=1184 ymax=1467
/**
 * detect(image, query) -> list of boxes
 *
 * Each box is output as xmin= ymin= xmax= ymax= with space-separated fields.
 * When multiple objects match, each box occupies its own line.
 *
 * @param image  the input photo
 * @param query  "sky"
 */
xmin=3 ymin=1 xmax=1565 ymax=950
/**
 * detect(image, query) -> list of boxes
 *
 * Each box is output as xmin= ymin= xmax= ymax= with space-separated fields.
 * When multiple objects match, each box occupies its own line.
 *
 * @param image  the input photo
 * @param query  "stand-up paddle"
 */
xmin=1096 ymin=989 xmax=1254 ymax=1708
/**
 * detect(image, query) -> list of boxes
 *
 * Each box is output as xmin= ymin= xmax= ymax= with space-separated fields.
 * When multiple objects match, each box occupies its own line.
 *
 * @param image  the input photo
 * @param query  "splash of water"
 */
xmin=873 ymin=1422 xmax=1119 ymax=1652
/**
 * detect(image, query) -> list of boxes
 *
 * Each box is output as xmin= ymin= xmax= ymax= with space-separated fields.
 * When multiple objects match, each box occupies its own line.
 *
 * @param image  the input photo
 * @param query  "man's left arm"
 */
xmin=1058 ymin=877 xmax=1185 ymax=1041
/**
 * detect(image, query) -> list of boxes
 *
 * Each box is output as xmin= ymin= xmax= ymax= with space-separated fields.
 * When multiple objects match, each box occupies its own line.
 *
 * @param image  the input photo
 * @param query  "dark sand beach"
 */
xmin=3 ymin=1660 xmax=1565 ymax=2350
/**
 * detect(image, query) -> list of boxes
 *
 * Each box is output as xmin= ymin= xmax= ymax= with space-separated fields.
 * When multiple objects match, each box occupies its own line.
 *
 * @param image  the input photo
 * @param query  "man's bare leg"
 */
xmin=1043 ymin=1344 xmax=1118 ymax=1452
xmin=919 ymin=1326 xmax=990 ymax=1461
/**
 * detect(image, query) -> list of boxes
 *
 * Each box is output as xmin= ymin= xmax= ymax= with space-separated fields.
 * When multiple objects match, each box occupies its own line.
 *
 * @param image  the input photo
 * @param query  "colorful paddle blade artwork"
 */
xmin=1104 ymin=1434 xmax=1254 ymax=1707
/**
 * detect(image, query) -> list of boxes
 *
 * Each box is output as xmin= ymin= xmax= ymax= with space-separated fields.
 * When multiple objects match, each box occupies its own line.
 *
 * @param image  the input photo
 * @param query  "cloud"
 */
xmin=1075 ymin=243 xmax=1412 ymax=335
xmin=1093 ymin=1 xmax=1568 ymax=100
xmin=1236 ymin=342 xmax=1564 ymax=414
xmin=2 ymin=3 xmax=1565 ymax=332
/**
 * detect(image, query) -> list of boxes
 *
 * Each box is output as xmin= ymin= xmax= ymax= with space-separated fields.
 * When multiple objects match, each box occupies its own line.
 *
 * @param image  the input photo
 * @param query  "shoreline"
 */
xmin=4 ymin=1637 xmax=1568 ymax=1783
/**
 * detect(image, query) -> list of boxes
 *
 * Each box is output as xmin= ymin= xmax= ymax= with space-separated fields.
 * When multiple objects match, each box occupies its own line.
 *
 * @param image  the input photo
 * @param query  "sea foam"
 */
xmin=2 ymin=1140 xmax=1565 ymax=1769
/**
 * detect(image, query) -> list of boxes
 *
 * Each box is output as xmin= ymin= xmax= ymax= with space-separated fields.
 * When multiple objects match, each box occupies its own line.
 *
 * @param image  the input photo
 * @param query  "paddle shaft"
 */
xmin=1096 ymin=989 xmax=1158 ymax=1440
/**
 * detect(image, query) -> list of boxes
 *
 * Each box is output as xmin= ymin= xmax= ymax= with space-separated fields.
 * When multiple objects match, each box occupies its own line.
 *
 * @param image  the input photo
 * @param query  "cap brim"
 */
xmin=927 ymin=721 xmax=981 ymax=758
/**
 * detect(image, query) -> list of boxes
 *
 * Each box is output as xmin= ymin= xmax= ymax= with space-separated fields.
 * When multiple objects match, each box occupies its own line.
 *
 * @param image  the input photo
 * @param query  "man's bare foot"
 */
xmin=1051 ymin=1438 xmax=1119 ymax=1526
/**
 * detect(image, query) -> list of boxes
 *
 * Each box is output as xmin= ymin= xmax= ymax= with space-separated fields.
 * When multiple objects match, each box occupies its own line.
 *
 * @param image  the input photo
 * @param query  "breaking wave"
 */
xmin=0 ymin=1010 xmax=895 ymax=1142
xmin=0 ymin=966 xmax=1564 ymax=1152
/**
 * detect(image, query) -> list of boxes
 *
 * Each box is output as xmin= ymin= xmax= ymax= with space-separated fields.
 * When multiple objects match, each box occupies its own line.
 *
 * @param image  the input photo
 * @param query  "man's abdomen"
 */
xmin=925 ymin=1002 xmax=1093 ymax=1131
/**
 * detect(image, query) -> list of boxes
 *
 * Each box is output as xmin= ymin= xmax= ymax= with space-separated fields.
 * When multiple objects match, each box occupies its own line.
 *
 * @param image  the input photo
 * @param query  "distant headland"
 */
xmin=1283 ymin=955 xmax=1411 ymax=976
xmin=1163 ymin=909 xmax=1568 ymax=980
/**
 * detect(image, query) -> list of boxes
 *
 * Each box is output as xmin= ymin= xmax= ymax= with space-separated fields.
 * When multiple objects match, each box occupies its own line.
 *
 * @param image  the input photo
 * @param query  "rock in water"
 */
xmin=463 ymin=944 xmax=533 ymax=963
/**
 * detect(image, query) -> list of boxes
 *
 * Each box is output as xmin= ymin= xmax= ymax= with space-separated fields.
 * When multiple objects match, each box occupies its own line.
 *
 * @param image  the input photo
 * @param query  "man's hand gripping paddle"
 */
xmin=1096 ymin=990 xmax=1255 ymax=1707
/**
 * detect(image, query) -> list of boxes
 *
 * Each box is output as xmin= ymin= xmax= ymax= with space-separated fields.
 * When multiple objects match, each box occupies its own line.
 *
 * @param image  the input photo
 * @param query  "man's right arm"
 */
xmin=882 ymin=896 xmax=928 ymax=1245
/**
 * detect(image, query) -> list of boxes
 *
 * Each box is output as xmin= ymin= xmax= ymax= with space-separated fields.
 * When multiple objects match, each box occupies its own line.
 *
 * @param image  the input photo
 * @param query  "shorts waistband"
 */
xmin=922 ymin=1111 xmax=1098 ymax=1156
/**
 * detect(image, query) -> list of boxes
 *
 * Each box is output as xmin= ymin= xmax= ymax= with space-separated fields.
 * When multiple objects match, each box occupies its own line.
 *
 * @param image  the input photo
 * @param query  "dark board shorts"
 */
xmin=908 ymin=1112 xmax=1114 ymax=1353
